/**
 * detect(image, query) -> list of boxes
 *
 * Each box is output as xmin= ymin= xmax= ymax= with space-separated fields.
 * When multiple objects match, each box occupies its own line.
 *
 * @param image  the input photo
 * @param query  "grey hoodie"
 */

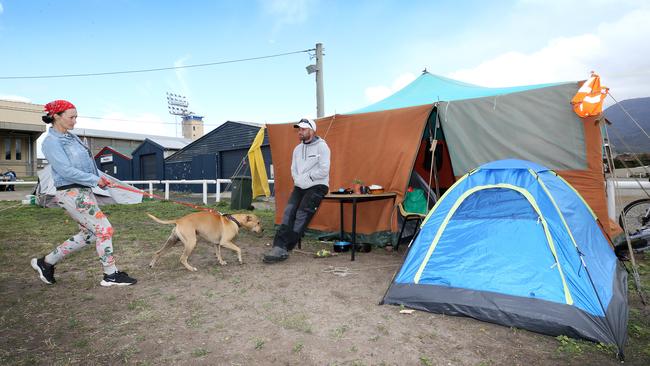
xmin=291 ymin=136 xmax=330 ymax=189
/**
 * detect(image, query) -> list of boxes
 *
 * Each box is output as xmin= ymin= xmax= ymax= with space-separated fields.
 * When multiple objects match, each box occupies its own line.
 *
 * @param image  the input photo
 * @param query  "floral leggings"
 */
xmin=45 ymin=188 xmax=117 ymax=274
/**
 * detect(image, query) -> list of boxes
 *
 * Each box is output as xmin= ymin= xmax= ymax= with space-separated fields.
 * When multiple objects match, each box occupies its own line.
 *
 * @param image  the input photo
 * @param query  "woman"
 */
xmin=30 ymin=100 xmax=136 ymax=287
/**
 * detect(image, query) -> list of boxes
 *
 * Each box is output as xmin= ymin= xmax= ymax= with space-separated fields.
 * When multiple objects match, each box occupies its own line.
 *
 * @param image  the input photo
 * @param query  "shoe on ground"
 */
xmin=100 ymin=271 xmax=137 ymax=287
xmin=263 ymin=246 xmax=289 ymax=263
xmin=31 ymin=257 xmax=56 ymax=284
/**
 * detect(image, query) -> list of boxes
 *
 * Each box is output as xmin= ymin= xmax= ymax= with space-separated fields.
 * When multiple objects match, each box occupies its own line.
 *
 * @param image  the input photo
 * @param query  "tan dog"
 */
xmin=147 ymin=211 xmax=263 ymax=271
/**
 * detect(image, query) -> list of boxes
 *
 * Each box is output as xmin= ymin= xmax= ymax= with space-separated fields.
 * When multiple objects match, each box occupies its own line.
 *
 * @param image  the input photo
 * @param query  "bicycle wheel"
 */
xmin=619 ymin=198 xmax=650 ymax=233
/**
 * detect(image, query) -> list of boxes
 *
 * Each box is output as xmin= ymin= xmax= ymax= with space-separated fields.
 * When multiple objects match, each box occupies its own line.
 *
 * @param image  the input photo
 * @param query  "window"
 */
xmin=15 ymin=139 xmax=22 ymax=160
xmin=4 ymin=138 xmax=10 ymax=160
xmin=193 ymin=126 xmax=196 ymax=131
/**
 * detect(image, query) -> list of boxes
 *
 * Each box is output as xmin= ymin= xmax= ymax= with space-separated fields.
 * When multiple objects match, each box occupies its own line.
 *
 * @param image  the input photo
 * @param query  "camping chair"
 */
xmin=396 ymin=202 xmax=426 ymax=251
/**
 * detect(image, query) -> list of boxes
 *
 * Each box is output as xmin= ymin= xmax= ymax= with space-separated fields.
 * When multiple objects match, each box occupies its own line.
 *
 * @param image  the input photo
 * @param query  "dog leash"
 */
xmin=107 ymin=182 xmax=224 ymax=215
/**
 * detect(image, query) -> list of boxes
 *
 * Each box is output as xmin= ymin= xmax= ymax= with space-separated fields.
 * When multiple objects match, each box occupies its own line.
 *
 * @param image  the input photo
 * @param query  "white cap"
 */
xmin=294 ymin=118 xmax=316 ymax=132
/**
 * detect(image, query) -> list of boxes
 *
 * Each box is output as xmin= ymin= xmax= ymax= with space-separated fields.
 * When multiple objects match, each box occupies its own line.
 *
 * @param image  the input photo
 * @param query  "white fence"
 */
xmin=124 ymin=179 xmax=275 ymax=205
xmin=0 ymin=179 xmax=275 ymax=205
xmin=0 ymin=181 xmax=37 ymax=187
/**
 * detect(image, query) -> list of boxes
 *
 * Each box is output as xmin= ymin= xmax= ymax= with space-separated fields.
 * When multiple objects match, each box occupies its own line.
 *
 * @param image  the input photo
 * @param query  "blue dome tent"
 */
xmin=382 ymin=159 xmax=628 ymax=356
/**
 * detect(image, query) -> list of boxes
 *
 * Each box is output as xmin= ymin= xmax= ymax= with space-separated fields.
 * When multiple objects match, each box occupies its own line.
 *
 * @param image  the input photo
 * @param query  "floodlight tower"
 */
xmin=167 ymin=92 xmax=188 ymax=137
xmin=166 ymin=93 xmax=203 ymax=140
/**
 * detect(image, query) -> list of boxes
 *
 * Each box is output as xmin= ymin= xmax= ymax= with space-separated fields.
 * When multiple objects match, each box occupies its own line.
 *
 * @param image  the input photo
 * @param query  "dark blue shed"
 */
xmin=132 ymin=137 xmax=191 ymax=180
xmin=94 ymin=146 xmax=132 ymax=180
xmin=165 ymin=121 xmax=272 ymax=192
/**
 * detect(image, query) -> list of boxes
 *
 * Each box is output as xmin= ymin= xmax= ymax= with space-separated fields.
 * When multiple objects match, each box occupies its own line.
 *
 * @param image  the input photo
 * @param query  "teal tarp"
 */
xmin=352 ymin=72 xmax=569 ymax=114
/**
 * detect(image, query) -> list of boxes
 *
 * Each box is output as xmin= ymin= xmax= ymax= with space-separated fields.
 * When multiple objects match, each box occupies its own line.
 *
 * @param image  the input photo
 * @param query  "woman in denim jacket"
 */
xmin=30 ymin=100 xmax=136 ymax=287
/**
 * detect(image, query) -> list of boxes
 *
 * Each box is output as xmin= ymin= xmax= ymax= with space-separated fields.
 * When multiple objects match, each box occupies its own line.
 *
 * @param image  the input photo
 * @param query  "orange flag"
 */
xmin=571 ymin=72 xmax=609 ymax=117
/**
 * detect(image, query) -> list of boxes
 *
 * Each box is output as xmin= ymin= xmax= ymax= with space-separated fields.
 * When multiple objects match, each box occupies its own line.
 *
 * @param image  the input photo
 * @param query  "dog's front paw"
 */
xmin=218 ymin=260 xmax=227 ymax=266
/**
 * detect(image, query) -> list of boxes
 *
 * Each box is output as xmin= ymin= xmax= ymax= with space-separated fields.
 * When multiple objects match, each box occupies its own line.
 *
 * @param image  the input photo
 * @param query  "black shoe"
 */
xmin=31 ymin=257 xmax=56 ymax=284
xmin=263 ymin=246 xmax=289 ymax=264
xmin=100 ymin=271 xmax=137 ymax=287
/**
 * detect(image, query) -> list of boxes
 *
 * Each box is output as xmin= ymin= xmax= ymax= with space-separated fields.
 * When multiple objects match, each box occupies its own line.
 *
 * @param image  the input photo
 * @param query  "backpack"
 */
xmin=403 ymin=188 xmax=428 ymax=214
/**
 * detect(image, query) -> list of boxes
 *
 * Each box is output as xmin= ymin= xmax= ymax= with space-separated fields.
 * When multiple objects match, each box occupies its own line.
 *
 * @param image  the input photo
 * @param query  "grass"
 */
xmin=331 ymin=324 xmax=350 ymax=339
xmin=128 ymin=299 xmax=151 ymax=311
xmin=67 ymin=316 xmax=80 ymax=329
xmin=191 ymin=348 xmax=209 ymax=357
xmin=120 ymin=345 xmax=140 ymax=363
xmin=292 ymin=341 xmax=304 ymax=353
xmin=2 ymin=198 xmax=650 ymax=364
xmin=273 ymin=313 xmax=313 ymax=334
xmin=72 ymin=339 xmax=89 ymax=349
xmin=185 ymin=311 xmax=203 ymax=329
xmin=253 ymin=338 xmax=265 ymax=350
xmin=555 ymin=335 xmax=584 ymax=356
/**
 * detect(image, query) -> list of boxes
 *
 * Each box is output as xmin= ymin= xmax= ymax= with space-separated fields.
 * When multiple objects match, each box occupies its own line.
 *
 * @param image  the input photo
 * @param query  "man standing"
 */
xmin=263 ymin=118 xmax=330 ymax=263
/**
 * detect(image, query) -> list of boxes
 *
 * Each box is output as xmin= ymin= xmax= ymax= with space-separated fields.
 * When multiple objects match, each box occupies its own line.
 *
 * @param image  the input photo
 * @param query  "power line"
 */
xmin=0 ymin=49 xmax=314 ymax=80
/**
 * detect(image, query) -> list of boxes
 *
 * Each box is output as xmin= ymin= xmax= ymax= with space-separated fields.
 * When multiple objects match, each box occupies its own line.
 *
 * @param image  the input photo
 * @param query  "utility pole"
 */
xmin=315 ymin=43 xmax=324 ymax=118
xmin=306 ymin=43 xmax=325 ymax=118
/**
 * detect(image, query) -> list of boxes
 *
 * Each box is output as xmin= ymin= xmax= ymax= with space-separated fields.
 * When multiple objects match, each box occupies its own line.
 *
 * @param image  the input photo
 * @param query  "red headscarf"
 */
xmin=44 ymin=100 xmax=76 ymax=115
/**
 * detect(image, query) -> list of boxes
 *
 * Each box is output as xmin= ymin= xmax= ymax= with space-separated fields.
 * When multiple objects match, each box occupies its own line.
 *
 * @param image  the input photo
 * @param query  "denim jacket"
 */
xmin=42 ymin=127 xmax=100 ymax=188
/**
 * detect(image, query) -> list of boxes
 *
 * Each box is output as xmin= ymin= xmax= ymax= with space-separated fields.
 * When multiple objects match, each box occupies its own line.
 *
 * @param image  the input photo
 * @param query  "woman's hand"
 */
xmin=97 ymin=176 xmax=113 ymax=188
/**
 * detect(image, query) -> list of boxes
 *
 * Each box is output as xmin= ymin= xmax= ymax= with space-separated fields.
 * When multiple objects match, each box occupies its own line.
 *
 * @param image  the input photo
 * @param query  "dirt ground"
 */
xmin=1 ymin=199 xmax=649 ymax=365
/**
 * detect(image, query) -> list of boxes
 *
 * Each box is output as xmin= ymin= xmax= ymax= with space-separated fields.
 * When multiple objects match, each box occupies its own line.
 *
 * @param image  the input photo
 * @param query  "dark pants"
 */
xmin=273 ymin=184 xmax=328 ymax=251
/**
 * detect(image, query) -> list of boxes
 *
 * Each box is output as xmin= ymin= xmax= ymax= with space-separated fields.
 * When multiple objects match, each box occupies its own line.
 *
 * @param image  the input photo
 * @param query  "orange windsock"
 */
xmin=571 ymin=72 xmax=609 ymax=117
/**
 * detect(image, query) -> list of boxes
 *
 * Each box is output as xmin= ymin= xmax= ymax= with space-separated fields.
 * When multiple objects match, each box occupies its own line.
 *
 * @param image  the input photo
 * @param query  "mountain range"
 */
xmin=604 ymin=97 xmax=650 ymax=153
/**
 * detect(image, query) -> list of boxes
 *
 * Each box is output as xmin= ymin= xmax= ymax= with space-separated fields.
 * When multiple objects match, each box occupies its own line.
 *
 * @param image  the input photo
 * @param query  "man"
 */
xmin=3 ymin=170 xmax=16 ymax=191
xmin=263 ymin=118 xmax=330 ymax=263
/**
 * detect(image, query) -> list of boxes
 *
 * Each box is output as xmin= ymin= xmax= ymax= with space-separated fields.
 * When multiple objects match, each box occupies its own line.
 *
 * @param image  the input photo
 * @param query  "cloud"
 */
xmin=447 ymin=8 xmax=650 ymax=101
xmin=0 ymin=95 xmax=32 ymax=103
xmin=364 ymin=73 xmax=417 ymax=103
xmin=0 ymin=3 xmax=4 ymax=15
xmin=261 ymin=0 xmax=317 ymax=35
xmin=262 ymin=0 xmax=315 ymax=24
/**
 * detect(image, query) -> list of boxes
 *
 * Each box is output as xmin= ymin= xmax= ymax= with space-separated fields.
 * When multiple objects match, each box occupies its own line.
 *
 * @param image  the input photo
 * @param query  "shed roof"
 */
xmin=70 ymin=127 xmax=190 ymax=147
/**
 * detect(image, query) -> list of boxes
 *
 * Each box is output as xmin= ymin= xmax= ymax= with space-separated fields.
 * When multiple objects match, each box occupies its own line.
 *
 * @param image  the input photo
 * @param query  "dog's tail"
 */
xmin=146 ymin=213 xmax=177 ymax=225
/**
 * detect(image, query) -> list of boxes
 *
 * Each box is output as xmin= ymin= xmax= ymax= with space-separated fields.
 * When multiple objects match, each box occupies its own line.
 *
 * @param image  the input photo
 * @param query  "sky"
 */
xmin=1 ymin=0 xmax=649 ymax=149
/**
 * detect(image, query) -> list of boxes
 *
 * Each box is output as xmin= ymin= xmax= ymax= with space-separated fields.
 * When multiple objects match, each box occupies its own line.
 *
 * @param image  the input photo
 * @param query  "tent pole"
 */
xmin=428 ymin=140 xmax=439 ymax=202
xmin=604 ymin=124 xmax=647 ymax=305
xmin=426 ymin=112 xmax=442 ymax=205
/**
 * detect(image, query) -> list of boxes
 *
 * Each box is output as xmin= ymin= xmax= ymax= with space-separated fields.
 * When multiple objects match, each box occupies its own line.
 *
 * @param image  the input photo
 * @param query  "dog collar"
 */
xmin=225 ymin=214 xmax=241 ymax=228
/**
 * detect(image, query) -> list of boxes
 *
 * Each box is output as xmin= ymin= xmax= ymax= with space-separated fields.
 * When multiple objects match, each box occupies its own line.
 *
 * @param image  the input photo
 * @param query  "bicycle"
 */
xmin=616 ymin=198 xmax=650 ymax=258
